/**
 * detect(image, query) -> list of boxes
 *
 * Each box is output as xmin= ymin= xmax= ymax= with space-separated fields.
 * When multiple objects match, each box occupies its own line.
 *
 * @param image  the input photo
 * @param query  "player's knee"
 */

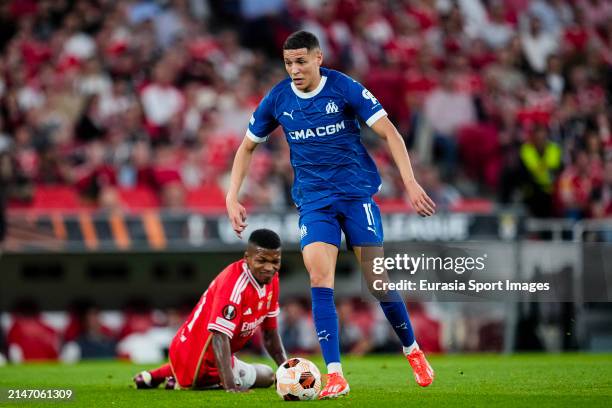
xmin=307 ymin=264 xmax=334 ymax=287
xmin=309 ymin=272 xmax=333 ymax=288
xmin=263 ymin=366 xmax=275 ymax=387
xmin=367 ymin=279 xmax=391 ymax=299
xmin=369 ymin=286 xmax=389 ymax=300
xmin=303 ymin=243 xmax=337 ymax=287
xmin=370 ymin=287 xmax=404 ymax=303
xmin=253 ymin=364 xmax=275 ymax=388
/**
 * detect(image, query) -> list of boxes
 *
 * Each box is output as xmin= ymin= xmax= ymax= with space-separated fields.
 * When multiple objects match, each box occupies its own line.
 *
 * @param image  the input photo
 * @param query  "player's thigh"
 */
xmin=252 ymin=363 xmax=275 ymax=388
xmin=340 ymin=198 xmax=384 ymax=248
xmin=302 ymin=242 xmax=339 ymax=288
xmin=299 ymin=207 xmax=341 ymax=288
xmin=340 ymin=199 xmax=390 ymax=298
xmin=169 ymin=338 xmax=200 ymax=388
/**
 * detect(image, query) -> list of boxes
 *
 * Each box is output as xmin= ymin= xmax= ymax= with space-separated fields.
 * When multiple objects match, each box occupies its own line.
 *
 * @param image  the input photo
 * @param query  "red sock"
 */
xmin=150 ymin=363 xmax=173 ymax=381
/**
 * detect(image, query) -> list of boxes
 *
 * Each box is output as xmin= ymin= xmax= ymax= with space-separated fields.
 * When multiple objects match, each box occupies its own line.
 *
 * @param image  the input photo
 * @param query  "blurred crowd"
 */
xmin=0 ymin=297 xmax=444 ymax=364
xmin=0 ymin=0 xmax=611 ymax=219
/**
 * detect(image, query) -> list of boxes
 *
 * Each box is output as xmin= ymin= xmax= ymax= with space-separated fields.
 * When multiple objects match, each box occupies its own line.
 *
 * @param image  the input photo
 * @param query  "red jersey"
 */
xmin=169 ymin=259 xmax=279 ymax=388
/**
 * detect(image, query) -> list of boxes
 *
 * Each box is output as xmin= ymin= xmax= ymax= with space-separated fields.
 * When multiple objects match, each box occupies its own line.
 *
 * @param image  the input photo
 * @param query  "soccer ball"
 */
xmin=275 ymin=358 xmax=322 ymax=401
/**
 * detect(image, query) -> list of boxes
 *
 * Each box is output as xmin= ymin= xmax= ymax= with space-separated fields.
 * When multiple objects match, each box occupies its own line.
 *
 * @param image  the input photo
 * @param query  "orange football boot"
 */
xmin=407 ymin=349 xmax=434 ymax=387
xmin=319 ymin=373 xmax=350 ymax=399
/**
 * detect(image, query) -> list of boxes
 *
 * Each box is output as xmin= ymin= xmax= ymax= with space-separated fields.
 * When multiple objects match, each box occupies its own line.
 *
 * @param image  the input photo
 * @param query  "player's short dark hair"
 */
xmin=248 ymin=229 xmax=281 ymax=250
xmin=283 ymin=30 xmax=320 ymax=51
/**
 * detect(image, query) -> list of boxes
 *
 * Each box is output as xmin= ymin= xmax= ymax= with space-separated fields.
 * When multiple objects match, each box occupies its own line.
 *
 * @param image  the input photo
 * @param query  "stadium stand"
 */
xmin=0 ymin=0 xmax=609 ymax=219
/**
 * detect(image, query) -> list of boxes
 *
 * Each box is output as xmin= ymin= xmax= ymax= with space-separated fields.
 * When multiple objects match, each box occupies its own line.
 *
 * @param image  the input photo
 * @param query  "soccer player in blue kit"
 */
xmin=226 ymin=31 xmax=436 ymax=398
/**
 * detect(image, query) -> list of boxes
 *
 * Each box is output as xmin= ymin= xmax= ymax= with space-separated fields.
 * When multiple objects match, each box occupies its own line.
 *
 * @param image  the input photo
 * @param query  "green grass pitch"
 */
xmin=1 ymin=354 xmax=611 ymax=407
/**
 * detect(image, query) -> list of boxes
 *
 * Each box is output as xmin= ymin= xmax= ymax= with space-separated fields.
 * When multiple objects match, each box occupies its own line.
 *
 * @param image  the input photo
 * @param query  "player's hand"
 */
xmin=226 ymin=197 xmax=248 ymax=238
xmin=224 ymin=382 xmax=252 ymax=393
xmin=406 ymin=180 xmax=436 ymax=217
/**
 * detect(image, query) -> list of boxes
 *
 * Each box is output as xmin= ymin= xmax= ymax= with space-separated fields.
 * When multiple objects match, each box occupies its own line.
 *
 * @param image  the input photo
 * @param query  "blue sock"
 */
xmin=379 ymin=290 xmax=415 ymax=347
xmin=311 ymin=287 xmax=341 ymax=365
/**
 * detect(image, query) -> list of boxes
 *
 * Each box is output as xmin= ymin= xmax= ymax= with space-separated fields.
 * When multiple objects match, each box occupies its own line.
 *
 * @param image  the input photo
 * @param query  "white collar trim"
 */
xmin=242 ymin=262 xmax=266 ymax=297
xmin=291 ymin=75 xmax=327 ymax=99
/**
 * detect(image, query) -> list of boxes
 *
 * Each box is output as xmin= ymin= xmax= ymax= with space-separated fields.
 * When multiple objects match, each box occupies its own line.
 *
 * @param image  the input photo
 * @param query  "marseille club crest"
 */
xmin=325 ymin=100 xmax=339 ymax=114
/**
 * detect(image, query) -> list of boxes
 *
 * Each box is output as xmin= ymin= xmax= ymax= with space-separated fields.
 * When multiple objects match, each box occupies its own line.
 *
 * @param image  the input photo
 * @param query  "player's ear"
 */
xmin=316 ymin=48 xmax=323 ymax=66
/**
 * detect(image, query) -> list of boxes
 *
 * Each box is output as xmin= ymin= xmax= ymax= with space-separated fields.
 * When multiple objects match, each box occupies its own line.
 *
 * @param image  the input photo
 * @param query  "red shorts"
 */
xmin=169 ymin=334 xmax=236 ymax=389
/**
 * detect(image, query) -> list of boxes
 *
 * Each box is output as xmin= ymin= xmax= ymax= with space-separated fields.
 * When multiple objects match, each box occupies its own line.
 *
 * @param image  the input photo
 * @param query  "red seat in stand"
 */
xmin=118 ymin=187 xmax=160 ymax=210
xmin=186 ymin=183 xmax=226 ymax=212
xmin=31 ymin=186 xmax=82 ymax=210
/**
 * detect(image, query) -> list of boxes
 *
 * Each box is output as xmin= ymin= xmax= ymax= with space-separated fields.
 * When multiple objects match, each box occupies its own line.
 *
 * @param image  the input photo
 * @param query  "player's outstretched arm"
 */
xmin=226 ymin=137 xmax=259 ymax=238
xmin=263 ymin=328 xmax=288 ymax=366
xmin=211 ymin=331 xmax=243 ymax=392
xmin=370 ymin=116 xmax=436 ymax=217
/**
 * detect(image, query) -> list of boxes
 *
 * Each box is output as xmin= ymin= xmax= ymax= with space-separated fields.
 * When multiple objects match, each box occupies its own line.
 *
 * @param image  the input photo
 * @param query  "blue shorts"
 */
xmin=299 ymin=197 xmax=384 ymax=250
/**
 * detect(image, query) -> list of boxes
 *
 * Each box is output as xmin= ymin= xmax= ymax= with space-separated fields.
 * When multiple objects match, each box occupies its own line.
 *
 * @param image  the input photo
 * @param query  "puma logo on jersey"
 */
xmin=395 ymin=322 xmax=408 ymax=330
xmin=367 ymin=226 xmax=376 ymax=234
xmin=283 ymin=110 xmax=294 ymax=120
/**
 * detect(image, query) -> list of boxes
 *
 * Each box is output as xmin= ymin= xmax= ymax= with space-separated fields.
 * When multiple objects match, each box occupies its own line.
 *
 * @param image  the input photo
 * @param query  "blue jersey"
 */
xmin=247 ymin=67 xmax=387 ymax=211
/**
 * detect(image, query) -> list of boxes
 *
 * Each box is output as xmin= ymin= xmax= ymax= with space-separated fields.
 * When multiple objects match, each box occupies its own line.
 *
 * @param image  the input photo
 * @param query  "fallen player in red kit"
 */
xmin=133 ymin=229 xmax=287 ymax=392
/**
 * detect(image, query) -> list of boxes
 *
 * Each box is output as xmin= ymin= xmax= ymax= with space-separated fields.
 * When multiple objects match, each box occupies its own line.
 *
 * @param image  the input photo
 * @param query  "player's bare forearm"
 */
xmin=226 ymin=137 xmax=259 ymax=237
xmin=370 ymin=116 xmax=417 ymax=185
xmin=211 ymin=331 xmax=240 ymax=392
xmin=263 ymin=328 xmax=288 ymax=366
xmin=226 ymin=137 xmax=258 ymax=201
xmin=370 ymin=116 xmax=436 ymax=217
